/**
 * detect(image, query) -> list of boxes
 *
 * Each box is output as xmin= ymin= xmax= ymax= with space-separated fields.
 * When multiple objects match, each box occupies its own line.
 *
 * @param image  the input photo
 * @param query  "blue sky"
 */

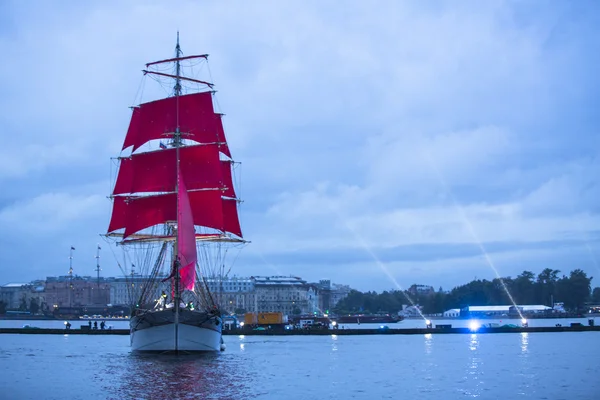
xmin=0 ymin=0 xmax=598 ymax=291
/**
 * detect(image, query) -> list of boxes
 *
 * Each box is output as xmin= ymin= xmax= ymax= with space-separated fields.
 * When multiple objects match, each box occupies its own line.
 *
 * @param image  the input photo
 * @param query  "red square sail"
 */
xmin=220 ymin=160 xmax=236 ymax=198
xmin=113 ymin=144 xmax=224 ymax=195
xmin=222 ymin=198 xmax=242 ymax=237
xmin=122 ymin=92 xmax=231 ymax=157
xmin=108 ymin=195 xmax=176 ymax=238
xmin=108 ymin=191 xmax=242 ymax=238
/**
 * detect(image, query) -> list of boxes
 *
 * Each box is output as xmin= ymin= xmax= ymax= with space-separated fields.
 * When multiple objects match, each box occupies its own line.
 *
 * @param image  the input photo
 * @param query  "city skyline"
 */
xmin=0 ymin=1 xmax=599 ymax=292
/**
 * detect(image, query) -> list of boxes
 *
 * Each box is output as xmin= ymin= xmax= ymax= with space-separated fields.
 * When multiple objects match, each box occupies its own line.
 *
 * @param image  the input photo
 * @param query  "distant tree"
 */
xmin=334 ymin=290 xmax=366 ymax=314
xmin=19 ymin=297 xmax=27 ymax=311
xmin=535 ymin=268 xmax=560 ymax=306
xmin=592 ymin=287 xmax=600 ymax=304
xmin=0 ymin=301 xmax=6 ymax=314
xmin=29 ymin=298 xmax=40 ymax=314
xmin=556 ymin=269 xmax=592 ymax=311
xmin=510 ymin=271 xmax=536 ymax=304
xmin=430 ymin=290 xmax=446 ymax=314
xmin=332 ymin=268 xmax=593 ymax=315
xmin=443 ymin=279 xmax=494 ymax=309
xmin=292 ymin=307 xmax=301 ymax=315
xmin=570 ymin=269 xmax=592 ymax=308
xmin=377 ymin=290 xmax=401 ymax=313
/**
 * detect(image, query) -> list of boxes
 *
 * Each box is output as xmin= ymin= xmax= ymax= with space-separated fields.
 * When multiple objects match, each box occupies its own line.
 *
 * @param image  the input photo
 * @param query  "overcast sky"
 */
xmin=0 ymin=0 xmax=598 ymax=292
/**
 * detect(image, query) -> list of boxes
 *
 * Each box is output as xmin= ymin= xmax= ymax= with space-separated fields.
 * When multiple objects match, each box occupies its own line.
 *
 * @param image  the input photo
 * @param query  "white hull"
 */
xmin=130 ymin=310 xmax=222 ymax=352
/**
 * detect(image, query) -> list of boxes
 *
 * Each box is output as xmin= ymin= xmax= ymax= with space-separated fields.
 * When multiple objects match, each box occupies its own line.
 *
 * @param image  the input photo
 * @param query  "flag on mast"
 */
xmin=71 ymin=246 xmax=75 ymax=250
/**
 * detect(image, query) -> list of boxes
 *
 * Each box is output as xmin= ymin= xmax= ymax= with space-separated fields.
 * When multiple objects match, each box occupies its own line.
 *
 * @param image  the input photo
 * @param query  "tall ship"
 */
xmin=105 ymin=34 xmax=246 ymax=352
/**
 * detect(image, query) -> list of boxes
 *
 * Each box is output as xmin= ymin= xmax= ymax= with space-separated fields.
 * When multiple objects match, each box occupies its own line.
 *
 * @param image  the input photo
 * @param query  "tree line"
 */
xmin=334 ymin=268 xmax=600 ymax=315
xmin=0 ymin=298 xmax=43 ymax=314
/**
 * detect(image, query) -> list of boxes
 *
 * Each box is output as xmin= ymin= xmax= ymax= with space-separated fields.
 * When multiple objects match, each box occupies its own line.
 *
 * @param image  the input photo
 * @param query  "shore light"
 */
xmin=469 ymin=321 xmax=480 ymax=332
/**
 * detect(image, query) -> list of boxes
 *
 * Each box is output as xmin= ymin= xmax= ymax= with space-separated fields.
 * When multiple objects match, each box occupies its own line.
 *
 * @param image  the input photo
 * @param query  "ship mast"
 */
xmin=95 ymin=244 xmax=101 ymax=289
xmin=68 ymin=246 xmax=74 ymax=309
xmin=173 ymin=31 xmax=183 ymax=351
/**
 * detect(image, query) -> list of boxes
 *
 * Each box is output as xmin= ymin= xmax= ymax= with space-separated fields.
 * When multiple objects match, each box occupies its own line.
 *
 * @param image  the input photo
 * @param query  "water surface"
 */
xmin=1 ymin=331 xmax=598 ymax=399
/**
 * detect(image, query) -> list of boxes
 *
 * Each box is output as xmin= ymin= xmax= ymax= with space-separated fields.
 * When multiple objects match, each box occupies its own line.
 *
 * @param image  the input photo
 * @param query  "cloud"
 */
xmin=520 ymin=156 xmax=600 ymax=216
xmin=0 ymin=191 xmax=108 ymax=235
xmin=0 ymin=0 xmax=598 ymax=290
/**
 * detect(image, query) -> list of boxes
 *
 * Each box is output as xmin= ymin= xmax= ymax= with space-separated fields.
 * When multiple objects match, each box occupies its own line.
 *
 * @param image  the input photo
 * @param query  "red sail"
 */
xmin=220 ymin=160 xmax=236 ymax=198
xmin=122 ymin=92 xmax=231 ymax=157
xmin=113 ymin=144 xmax=223 ymax=195
xmin=108 ymin=195 xmax=177 ymax=238
xmin=222 ymin=198 xmax=242 ymax=237
xmin=108 ymin=192 xmax=242 ymax=238
xmin=176 ymin=164 xmax=197 ymax=291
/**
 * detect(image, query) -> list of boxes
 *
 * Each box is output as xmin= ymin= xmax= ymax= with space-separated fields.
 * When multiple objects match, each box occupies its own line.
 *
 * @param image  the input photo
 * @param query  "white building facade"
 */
xmin=204 ymin=276 xmax=256 ymax=314
xmin=252 ymin=276 xmax=320 ymax=315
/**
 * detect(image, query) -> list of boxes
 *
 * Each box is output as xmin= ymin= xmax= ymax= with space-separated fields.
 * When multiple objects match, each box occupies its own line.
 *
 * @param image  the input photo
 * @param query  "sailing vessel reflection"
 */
xmin=114 ymin=353 xmax=253 ymax=399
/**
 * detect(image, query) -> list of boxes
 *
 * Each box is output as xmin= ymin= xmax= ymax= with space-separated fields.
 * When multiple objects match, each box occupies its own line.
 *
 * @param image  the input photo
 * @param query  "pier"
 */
xmin=2 ymin=325 xmax=599 ymax=336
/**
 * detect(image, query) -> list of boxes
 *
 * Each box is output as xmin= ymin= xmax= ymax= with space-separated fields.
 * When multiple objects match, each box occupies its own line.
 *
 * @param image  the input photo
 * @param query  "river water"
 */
xmin=1 ymin=320 xmax=599 ymax=399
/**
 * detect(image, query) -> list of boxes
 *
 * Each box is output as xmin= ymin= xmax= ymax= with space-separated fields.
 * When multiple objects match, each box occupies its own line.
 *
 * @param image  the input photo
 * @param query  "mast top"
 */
xmin=143 ymin=32 xmax=212 ymax=88
xmin=174 ymin=33 xmax=182 ymax=98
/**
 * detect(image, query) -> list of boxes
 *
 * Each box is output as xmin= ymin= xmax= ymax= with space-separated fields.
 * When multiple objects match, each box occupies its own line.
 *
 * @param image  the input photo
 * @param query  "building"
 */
xmin=330 ymin=283 xmax=351 ymax=308
xmin=44 ymin=276 xmax=110 ymax=308
xmin=1 ymin=283 xmax=31 ymax=309
xmin=2 ymin=273 xmax=348 ymax=317
xmin=399 ymin=304 xmax=423 ymax=317
xmin=108 ymin=275 xmax=169 ymax=306
xmin=408 ymin=284 xmax=435 ymax=296
xmin=204 ymin=275 xmax=256 ymax=315
xmin=316 ymin=280 xmax=332 ymax=313
xmin=0 ymin=282 xmax=46 ymax=311
xmin=459 ymin=305 xmax=553 ymax=317
xmin=109 ymin=275 xmax=173 ymax=307
xmin=314 ymin=280 xmax=351 ymax=314
xmin=251 ymin=276 xmax=319 ymax=315
xmin=443 ymin=308 xmax=460 ymax=318
xmin=109 ymin=275 xmax=255 ymax=313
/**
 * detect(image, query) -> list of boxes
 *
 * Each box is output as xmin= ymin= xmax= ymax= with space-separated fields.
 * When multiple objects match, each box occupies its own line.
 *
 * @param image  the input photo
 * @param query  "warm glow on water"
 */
xmin=1 ymin=331 xmax=599 ymax=399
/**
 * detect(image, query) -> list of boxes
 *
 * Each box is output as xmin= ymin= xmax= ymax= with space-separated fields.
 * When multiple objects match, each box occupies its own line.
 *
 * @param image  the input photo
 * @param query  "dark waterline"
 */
xmin=1 ymin=317 xmax=597 ymax=330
